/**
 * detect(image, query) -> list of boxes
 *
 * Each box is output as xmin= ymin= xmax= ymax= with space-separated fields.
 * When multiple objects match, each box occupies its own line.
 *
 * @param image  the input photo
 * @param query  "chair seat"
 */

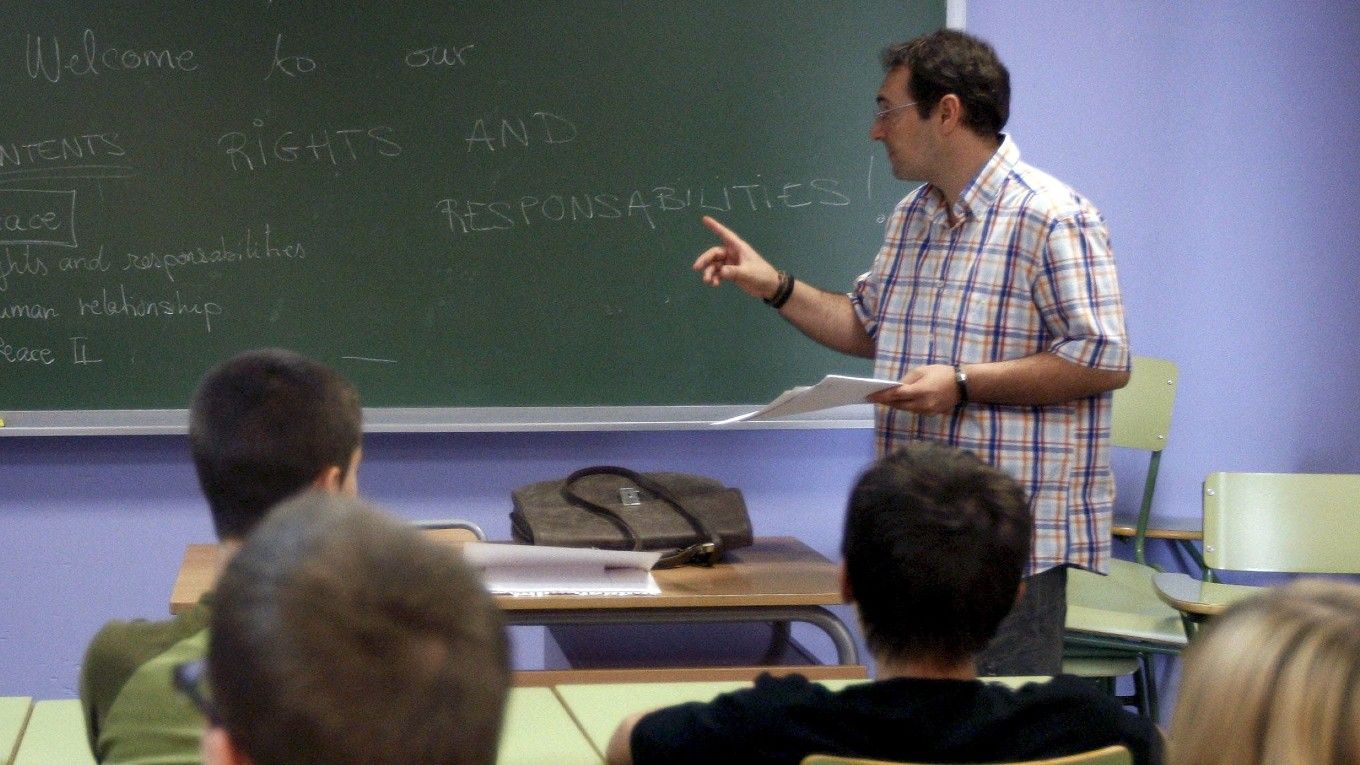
xmin=1110 ymin=514 xmax=1202 ymax=540
xmin=1066 ymin=560 xmax=1187 ymax=647
xmin=1152 ymin=572 xmax=1260 ymax=617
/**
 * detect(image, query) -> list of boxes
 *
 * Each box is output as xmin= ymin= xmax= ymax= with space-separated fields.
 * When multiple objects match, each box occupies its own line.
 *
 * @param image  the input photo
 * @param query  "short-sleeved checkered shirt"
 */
xmin=851 ymin=136 xmax=1129 ymax=575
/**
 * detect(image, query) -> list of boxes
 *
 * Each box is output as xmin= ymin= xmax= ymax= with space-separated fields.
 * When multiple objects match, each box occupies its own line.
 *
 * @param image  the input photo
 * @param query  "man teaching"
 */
xmin=693 ymin=29 xmax=1130 ymax=675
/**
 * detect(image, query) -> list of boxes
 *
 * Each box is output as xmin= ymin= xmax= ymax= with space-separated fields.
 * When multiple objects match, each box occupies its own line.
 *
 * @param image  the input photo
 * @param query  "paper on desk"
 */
xmin=460 ymin=542 xmax=662 ymax=596
xmin=713 ymin=374 xmax=899 ymax=425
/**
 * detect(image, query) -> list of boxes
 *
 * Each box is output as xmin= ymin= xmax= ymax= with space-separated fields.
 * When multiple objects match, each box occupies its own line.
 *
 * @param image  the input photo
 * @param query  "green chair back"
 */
xmin=1203 ymin=472 xmax=1360 ymax=573
xmin=1110 ymin=356 xmax=1178 ymax=565
xmin=1110 ymin=356 xmax=1177 ymax=451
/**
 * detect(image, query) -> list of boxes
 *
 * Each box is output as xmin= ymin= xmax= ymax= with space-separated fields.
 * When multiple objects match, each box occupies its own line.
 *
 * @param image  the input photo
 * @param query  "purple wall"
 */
xmin=4 ymin=0 xmax=1359 ymax=704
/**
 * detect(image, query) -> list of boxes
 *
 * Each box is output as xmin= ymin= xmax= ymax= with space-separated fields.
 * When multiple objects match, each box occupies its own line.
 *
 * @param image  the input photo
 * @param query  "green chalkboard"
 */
xmin=0 ymin=1 xmax=943 ymax=425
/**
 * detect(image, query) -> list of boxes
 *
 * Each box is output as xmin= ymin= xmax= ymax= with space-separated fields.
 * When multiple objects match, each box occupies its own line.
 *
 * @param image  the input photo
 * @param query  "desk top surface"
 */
xmin=171 ymin=536 xmax=842 ymax=614
xmin=500 ymin=687 xmax=601 ymax=764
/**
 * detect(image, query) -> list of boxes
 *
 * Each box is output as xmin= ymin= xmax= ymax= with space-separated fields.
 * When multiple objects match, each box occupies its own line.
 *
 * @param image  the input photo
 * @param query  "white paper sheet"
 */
xmin=461 ymin=542 xmax=662 ymax=596
xmin=712 ymin=374 xmax=899 ymax=425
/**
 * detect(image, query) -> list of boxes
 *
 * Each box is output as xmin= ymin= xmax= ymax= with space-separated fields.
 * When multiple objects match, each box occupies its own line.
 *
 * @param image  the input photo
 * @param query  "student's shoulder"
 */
xmin=82 ymin=605 xmax=211 ymax=697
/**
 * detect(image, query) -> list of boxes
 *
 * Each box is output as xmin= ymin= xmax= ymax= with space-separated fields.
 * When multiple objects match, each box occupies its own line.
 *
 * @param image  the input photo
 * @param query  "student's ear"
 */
xmin=311 ymin=464 xmax=344 ymax=493
xmin=314 ymin=447 xmax=363 ymax=495
xmin=202 ymin=727 xmax=251 ymax=765
xmin=839 ymin=564 xmax=855 ymax=603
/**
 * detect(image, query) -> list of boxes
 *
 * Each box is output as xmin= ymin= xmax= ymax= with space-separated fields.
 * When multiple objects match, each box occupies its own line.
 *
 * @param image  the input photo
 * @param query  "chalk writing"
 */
xmin=436 ymin=177 xmax=851 ymax=234
xmin=0 ymin=245 xmax=48 ymax=292
xmin=70 ymin=336 xmax=101 ymax=365
xmin=119 ymin=225 xmax=304 ymax=282
xmin=465 ymin=112 xmax=576 ymax=151
xmin=405 ymin=44 xmax=474 ymax=68
xmin=0 ymin=133 xmax=125 ymax=168
xmin=24 ymin=30 xmax=197 ymax=83
xmin=0 ymin=335 xmax=54 ymax=364
xmin=218 ymin=120 xmax=401 ymax=171
xmin=266 ymin=33 xmax=317 ymax=79
xmin=75 ymin=284 xmax=222 ymax=332
xmin=0 ymin=301 xmax=56 ymax=320
xmin=0 ymin=189 xmax=77 ymax=247
xmin=58 ymin=248 xmax=111 ymax=273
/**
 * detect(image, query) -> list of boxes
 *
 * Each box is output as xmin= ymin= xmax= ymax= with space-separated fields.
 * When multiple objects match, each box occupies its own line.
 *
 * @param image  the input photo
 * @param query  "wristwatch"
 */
xmin=953 ymin=364 xmax=969 ymax=404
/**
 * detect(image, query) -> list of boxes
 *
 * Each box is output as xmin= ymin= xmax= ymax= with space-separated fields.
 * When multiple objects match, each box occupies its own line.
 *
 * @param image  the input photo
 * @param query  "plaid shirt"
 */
xmin=851 ymin=137 xmax=1129 ymax=574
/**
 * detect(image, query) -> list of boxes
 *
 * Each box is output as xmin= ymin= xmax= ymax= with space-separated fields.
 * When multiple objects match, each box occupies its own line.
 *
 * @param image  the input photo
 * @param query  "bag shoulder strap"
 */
xmin=561 ymin=466 xmax=723 ymax=567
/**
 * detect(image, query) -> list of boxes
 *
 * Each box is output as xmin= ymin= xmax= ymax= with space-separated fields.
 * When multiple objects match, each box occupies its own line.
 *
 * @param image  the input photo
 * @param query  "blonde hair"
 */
xmin=1169 ymin=578 xmax=1360 ymax=765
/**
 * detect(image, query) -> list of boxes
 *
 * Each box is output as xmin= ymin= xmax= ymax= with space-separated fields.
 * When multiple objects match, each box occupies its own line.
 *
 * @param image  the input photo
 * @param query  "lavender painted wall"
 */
xmin=4 ymin=1 xmax=1359 ymax=705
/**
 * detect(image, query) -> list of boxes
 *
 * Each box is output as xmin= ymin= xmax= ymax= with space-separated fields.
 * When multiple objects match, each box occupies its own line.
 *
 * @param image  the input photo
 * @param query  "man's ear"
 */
xmin=202 ymin=726 xmax=251 ymax=765
xmin=935 ymin=93 xmax=963 ymax=132
xmin=839 ymin=564 xmax=855 ymax=604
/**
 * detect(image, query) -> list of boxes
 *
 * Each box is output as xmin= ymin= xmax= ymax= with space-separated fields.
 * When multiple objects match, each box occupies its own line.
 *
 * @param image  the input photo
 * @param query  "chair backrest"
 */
xmin=1110 ymin=356 xmax=1177 ymax=452
xmin=1110 ymin=356 xmax=1178 ymax=564
xmin=801 ymin=744 xmax=1132 ymax=765
xmin=412 ymin=518 xmax=486 ymax=543
xmin=1202 ymin=472 xmax=1360 ymax=574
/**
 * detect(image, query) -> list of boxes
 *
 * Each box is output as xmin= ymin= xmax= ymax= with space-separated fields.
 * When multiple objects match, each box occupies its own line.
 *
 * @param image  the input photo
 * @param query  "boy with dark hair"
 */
xmin=194 ymin=492 xmax=510 ymax=765
xmin=79 ymin=348 xmax=363 ymax=764
xmin=607 ymin=443 xmax=1161 ymax=765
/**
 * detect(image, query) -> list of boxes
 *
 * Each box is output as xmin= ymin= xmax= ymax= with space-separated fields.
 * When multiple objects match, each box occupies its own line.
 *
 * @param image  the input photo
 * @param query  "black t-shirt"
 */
xmin=631 ymin=674 xmax=1163 ymax=765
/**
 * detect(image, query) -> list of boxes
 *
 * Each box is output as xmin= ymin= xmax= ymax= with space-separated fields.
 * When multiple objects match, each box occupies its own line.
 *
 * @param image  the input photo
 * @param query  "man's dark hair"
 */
xmin=189 ymin=348 xmax=361 ymax=539
xmin=882 ymin=29 xmax=1010 ymax=138
xmin=841 ymin=442 xmax=1031 ymax=664
xmin=209 ymin=492 xmax=511 ymax=765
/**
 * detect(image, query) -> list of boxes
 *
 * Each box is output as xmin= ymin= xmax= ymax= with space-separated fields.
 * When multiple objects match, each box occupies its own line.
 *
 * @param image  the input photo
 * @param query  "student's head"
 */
xmin=189 ymin=348 xmax=362 ymax=541
xmin=1169 ymin=578 xmax=1360 ymax=765
xmin=203 ymin=492 xmax=511 ymax=765
xmin=880 ymin=29 xmax=1010 ymax=139
xmin=841 ymin=442 xmax=1031 ymax=665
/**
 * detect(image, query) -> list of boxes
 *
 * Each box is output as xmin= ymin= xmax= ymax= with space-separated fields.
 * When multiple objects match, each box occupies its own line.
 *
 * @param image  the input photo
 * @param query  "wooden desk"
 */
xmin=171 ymin=536 xmax=858 ymax=664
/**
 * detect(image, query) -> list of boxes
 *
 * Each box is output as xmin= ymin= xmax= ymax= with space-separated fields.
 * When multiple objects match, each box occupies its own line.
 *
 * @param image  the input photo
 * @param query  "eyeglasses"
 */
xmin=173 ymin=659 xmax=221 ymax=725
xmin=873 ymin=101 xmax=918 ymax=123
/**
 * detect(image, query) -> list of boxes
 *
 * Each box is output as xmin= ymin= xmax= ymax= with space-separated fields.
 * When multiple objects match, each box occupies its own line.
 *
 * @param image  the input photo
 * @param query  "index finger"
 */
xmin=701 ymin=215 xmax=745 ymax=248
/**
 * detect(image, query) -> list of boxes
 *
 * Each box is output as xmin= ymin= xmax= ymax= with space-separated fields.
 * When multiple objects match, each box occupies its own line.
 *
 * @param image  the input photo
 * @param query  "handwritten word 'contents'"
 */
xmin=76 ymin=284 xmax=222 ymax=332
xmin=436 ymin=177 xmax=850 ymax=234
xmin=405 ymin=44 xmax=474 ymax=68
xmin=24 ymin=30 xmax=196 ymax=83
xmin=120 ymin=225 xmax=305 ymax=282
xmin=218 ymin=121 xmax=401 ymax=171
xmin=0 ymin=133 xmax=125 ymax=168
xmin=465 ymin=112 xmax=576 ymax=152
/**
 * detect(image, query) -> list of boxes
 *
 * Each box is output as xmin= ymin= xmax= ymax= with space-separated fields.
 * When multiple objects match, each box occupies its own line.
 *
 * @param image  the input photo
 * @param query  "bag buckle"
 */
xmin=618 ymin=487 xmax=642 ymax=506
xmin=690 ymin=541 xmax=721 ymax=567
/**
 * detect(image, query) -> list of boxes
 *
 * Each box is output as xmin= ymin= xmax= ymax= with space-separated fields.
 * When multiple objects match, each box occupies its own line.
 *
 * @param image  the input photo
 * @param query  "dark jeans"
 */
xmin=976 ymin=565 xmax=1068 ymax=676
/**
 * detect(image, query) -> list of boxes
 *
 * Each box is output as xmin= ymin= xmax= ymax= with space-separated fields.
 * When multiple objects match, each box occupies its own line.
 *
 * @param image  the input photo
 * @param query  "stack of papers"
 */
xmin=460 ymin=542 xmax=662 ymax=596
xmin=713 ymin=374 xmax=898 ymax=425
